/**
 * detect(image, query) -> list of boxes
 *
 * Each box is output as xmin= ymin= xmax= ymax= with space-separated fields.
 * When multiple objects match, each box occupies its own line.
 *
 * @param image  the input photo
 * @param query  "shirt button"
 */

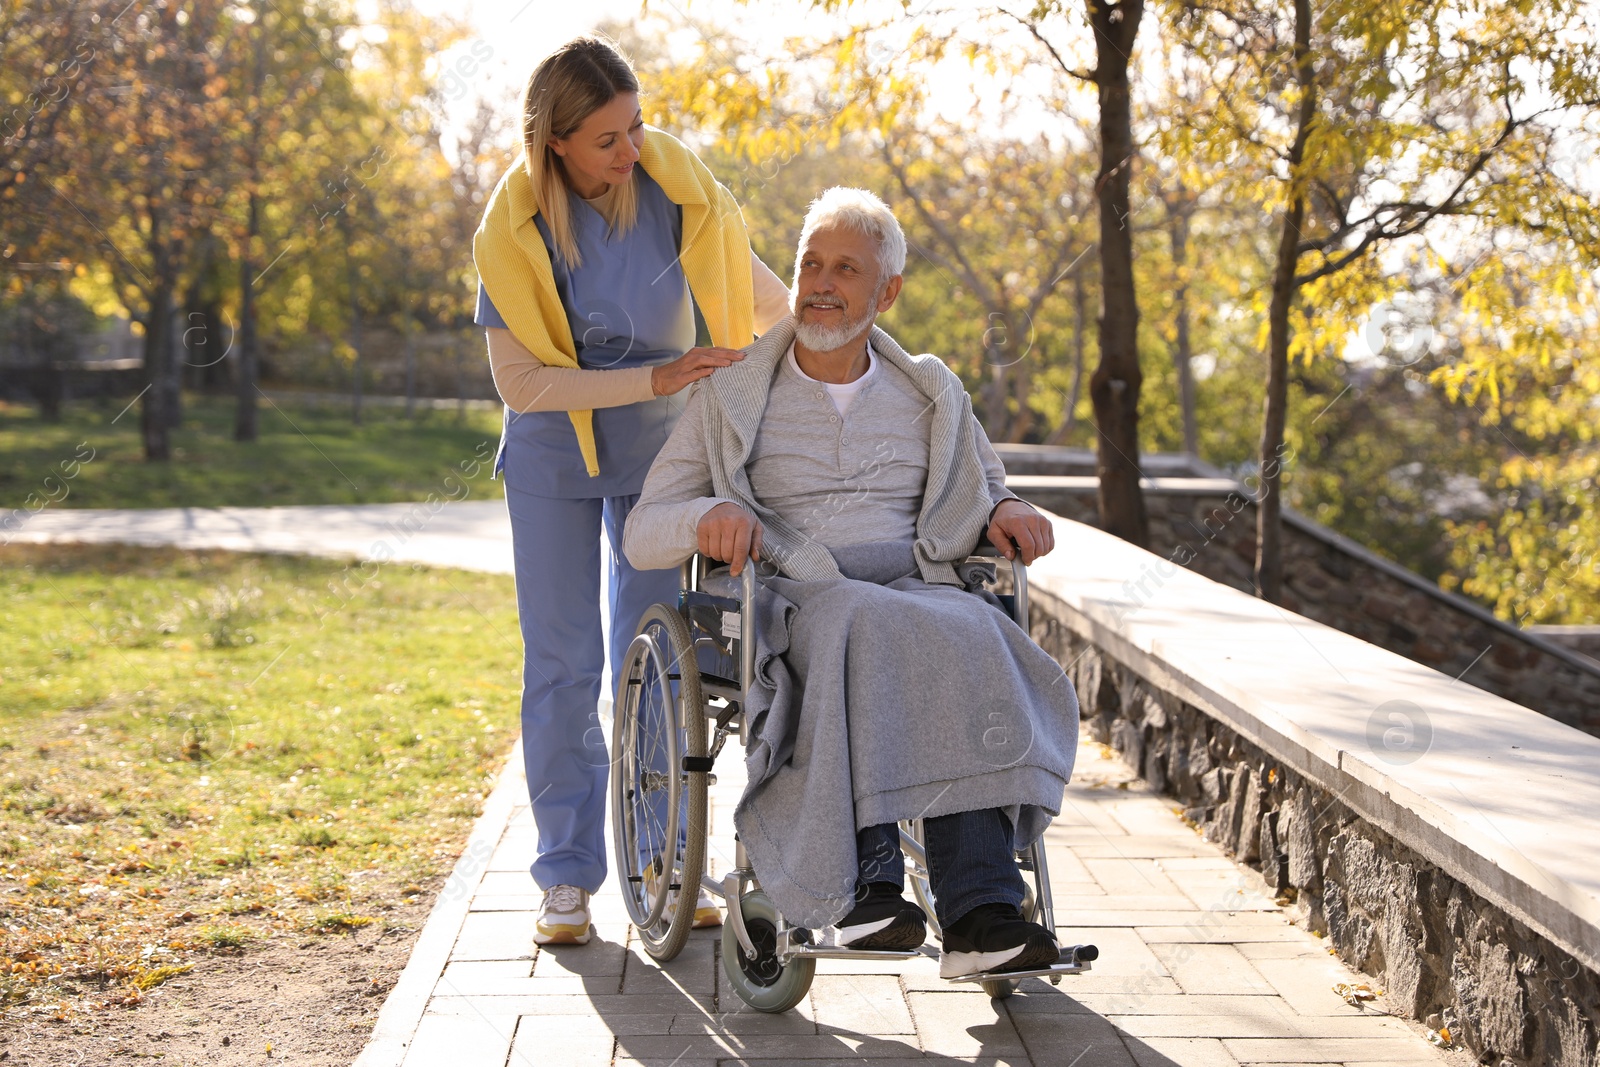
xmin=830 ymin=415 xmax=839 ymax=423
xmin=815 ymin=391 xmax=824 ymax=399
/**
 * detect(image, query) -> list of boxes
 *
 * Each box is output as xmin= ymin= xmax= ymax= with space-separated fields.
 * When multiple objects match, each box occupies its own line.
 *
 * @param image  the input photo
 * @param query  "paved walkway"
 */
xmin=11 ymin=506 xmax=1463 ymax=1066
xmin=360 ymin=736 xmax=1461 ymax=1067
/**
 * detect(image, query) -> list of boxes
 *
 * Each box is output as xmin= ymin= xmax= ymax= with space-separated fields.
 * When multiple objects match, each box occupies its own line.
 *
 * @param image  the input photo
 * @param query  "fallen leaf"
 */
xmin=1333 ymin=981 xmax=1380 ymax=1005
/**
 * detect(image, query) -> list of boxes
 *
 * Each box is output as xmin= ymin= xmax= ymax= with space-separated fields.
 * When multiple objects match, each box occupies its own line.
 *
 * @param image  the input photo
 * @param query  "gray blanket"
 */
xmin=722 ymin=540 xmax=1079 ymax=929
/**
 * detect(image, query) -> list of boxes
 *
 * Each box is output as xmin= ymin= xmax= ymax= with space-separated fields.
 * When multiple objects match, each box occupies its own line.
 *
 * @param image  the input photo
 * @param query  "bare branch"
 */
xmin=995 ymin=8 xmax=1096 ymax=83
xmin=879 ymin=143 xmax=997 ymax=306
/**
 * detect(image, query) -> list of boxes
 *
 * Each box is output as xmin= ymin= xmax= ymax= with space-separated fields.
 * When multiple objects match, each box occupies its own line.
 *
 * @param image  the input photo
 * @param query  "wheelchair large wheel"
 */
xmin=721 ymin=890 xmax=815 ymax=1013
xmin=610 ymin=603 xmax=709 ymax=962
xmin=904 ymin=822 xmax=1051 ymax=999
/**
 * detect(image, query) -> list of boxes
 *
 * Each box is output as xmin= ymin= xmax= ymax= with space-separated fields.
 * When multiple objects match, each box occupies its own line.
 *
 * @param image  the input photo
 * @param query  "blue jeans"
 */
xmin=856 ymin=808 xmax=1027 ymax=928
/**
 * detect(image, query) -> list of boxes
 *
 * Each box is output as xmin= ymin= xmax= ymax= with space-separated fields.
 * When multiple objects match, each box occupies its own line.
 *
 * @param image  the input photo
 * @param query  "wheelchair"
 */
xmin=609 ymin=544 xmax=1098 ymax=1012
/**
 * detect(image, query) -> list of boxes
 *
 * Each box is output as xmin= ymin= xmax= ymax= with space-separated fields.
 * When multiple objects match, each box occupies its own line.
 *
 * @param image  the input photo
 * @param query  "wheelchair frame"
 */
xmin=609 ymin=547 xmax=1096 ymax=1011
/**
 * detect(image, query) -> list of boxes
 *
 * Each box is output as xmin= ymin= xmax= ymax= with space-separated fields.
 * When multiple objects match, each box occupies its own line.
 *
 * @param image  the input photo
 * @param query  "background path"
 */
xmin=6 ymin=500 xmax=516 ymax=575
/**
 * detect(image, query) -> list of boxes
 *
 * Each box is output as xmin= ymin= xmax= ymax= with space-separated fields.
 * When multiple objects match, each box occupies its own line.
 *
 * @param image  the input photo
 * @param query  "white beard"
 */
xmin=792 ymin=295 xmax=876 ymax=352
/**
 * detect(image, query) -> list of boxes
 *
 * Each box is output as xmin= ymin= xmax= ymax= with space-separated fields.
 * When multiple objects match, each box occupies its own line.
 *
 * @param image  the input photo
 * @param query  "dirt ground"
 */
xmin=0 ymin=889 xmax=433 ymax=1066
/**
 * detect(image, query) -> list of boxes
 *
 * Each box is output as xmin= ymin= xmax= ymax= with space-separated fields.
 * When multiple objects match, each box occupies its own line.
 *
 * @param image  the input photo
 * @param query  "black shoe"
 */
xmin=938 ymin=903 xmax=1059 ymax=978
xmin=837 ymin=882 xmax=927 ymax=950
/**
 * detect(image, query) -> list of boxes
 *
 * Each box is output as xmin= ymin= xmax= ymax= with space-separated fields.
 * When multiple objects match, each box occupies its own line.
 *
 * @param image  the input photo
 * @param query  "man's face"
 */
xmin=790 ymin=224 xmax=900 ymax=350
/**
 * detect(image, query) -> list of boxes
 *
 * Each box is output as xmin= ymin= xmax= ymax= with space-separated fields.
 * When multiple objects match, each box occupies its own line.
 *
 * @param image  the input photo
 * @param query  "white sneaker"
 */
xmin=643 ymin=866 xmax=722 ymax=929
xmin=534 ymin=884 xmax=591 ymax=945
xmin=689 ymin=885 xmax=722 ymax=929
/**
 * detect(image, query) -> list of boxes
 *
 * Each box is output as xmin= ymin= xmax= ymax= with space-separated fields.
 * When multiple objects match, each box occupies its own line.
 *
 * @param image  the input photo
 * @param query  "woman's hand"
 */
xmin=986 ymin=499 xmax=1055 ymax=564
xmin=651 ymin=347 xmax=746 ymax=396
xmin=697 ymin=502 xmax=764 ymax=576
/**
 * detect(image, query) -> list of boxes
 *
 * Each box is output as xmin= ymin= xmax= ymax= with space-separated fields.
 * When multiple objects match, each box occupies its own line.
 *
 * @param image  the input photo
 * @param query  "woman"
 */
xmin=472 ymin=35 xmax=789 ymax=946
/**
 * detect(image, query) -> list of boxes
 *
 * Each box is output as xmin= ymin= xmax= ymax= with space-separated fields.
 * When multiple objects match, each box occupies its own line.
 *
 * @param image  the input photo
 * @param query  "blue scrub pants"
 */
xmin=506 ymin=486 xmax=680 ymax=893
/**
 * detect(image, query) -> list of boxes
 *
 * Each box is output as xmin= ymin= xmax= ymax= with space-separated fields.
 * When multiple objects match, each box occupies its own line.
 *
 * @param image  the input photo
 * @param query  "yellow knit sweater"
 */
xmin=472 ymin=126 xmax=756 ymax=477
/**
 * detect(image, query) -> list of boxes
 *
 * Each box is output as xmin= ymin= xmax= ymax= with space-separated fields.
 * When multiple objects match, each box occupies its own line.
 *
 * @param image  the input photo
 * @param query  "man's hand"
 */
xmin=986 ymin=499 xmax=1054 ymax=564
xmin=697 ymin=502 xmax=764 ymax=576
xmin=652 ymin=347 xmax=746 ymax=396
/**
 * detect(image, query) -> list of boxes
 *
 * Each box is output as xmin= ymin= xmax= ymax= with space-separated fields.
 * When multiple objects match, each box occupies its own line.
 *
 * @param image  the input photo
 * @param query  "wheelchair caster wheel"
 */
xmin=721 ymin=890 xmax=815 ymax=1013
xmin=981 ymin=978 xmax=1018 ymax=999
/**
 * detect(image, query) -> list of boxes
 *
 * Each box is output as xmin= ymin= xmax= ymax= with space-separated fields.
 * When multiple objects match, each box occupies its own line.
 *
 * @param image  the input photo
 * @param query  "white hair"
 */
xmin=795 ymin=187 xmax=907 ymax=281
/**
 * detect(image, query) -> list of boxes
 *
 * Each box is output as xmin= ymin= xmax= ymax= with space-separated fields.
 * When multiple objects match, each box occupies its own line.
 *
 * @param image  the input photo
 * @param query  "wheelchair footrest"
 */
xmin=943 ymin=944 xmax=1097 ymax=984
xmin=780 ymin=944 xmax=934 ymax=963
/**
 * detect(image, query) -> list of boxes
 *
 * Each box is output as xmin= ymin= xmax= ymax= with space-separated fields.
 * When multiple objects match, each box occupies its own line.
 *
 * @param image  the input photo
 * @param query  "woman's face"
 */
xmin=548 ymin=91 xmax=645 ymax=199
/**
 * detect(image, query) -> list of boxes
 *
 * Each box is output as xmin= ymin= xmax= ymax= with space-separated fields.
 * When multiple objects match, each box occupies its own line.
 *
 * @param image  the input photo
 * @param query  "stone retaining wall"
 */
xmin=1031 ymin=611 xmax=1600 ymax=1067
xmin=1529 ymin=625 xmax=1600 ymax=665
xmin=1016 ymin=479 xmax=1600 ymax=737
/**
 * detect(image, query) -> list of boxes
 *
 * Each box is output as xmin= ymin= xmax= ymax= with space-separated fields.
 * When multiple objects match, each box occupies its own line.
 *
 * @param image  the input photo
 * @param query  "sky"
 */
xmin=405 ymin=0 xmax=1083 ymax=154
xmin=413 ymin=0 xmax=847 ymax=128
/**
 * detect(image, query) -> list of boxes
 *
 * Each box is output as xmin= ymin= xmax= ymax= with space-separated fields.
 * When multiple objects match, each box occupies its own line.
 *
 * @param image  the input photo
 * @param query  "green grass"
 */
xmin=0 ymin=543 xmax=522 ymax=1012
xmin=0 ymin=394 xmax=505 ymax=511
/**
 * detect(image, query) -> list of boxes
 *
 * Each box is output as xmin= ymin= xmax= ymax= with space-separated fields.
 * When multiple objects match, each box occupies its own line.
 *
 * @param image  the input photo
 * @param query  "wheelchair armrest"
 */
xmin=965 ymin=545 xmax=1029 ymax=631
xmin=685 ymin=553 xmax=758 ymax=687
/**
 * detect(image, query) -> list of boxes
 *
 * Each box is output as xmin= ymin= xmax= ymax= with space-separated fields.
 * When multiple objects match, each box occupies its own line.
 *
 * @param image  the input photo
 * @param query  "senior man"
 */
xmin=623 ymin=187 xmax=1079 ymax=978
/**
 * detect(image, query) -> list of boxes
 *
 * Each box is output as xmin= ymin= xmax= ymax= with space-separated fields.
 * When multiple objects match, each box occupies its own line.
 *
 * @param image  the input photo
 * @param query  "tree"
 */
xmin=52 ymin=0 xmax=238 ymax=460
xmin=996 ymin=0 xmax=1149 ymax=543
xmin=1437 ymin=248 xmax=1600 ymax=623
xmin=0 ymin=0 xmax=113 ymax=268
xmin=1166 ymin=0 xmax=1600 ymax=601
xmin=878 ymin=128 xmax=1098 ymax=443
xmin=698 ymin=1 xmax=1150 ymax=539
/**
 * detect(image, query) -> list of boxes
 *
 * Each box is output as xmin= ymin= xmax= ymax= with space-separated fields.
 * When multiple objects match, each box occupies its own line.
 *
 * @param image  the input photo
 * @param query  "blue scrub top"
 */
xmin=477 ymin=169 xmax=697 ymax=499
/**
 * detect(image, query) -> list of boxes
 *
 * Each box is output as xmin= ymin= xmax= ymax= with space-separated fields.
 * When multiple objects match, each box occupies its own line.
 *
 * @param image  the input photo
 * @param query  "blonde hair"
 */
xmin=522 ymin=36 xmax=640 ymax=268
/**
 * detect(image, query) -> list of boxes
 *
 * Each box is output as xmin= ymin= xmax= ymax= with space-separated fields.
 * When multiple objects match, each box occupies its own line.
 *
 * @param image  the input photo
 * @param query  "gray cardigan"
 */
xmin=623 ymin=317 xmax=1015 ymax=583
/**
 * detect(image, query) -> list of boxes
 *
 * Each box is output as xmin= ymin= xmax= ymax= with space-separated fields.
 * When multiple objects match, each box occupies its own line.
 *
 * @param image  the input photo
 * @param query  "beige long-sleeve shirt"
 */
xmin=484 ymin=251 xmax=791 ymax=413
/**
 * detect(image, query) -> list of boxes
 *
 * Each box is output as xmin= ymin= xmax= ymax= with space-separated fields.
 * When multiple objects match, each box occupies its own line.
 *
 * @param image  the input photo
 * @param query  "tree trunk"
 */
xmin=1067 ymin=268 xmax=1088 ymax=439
xmin=236 ymin=7 xmax=266 ymax=443
xmin=979 ymin=306 xmax=1012 ymax=441
xmin=403 ymin=290 xmax=417 ymax=418
xmin=1009 ymin=330 xmax=1036 ymax=443
xmin=141 ymin=285 xmax=173 ymax=461
xmin=39 ymin=363 xmax=63 ymax=423
xmin=161 ymin=297 xmax=183 ymax=430
xmin=350 ymin=322 xmax=363 ymax=425
xmin=1169 ymin=200 xmax=1198 ymax=456
xmin=343 ymin=224 xmax=363 ymax=426
xmin=235 ymin=192 xmax=260 ymax=442
xmin=1255 ymin=0 xmax=1317 ymax=603
xmin=1087 ymin=0 xmax=1148 ymax=546
xmin=201 ymin=298 xmax=229 ymax=393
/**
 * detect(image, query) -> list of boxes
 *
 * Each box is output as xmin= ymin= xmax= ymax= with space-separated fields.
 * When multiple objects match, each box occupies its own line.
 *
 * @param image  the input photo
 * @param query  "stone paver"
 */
xmin=356 ymin=737 xmax=1466 ymax=1067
